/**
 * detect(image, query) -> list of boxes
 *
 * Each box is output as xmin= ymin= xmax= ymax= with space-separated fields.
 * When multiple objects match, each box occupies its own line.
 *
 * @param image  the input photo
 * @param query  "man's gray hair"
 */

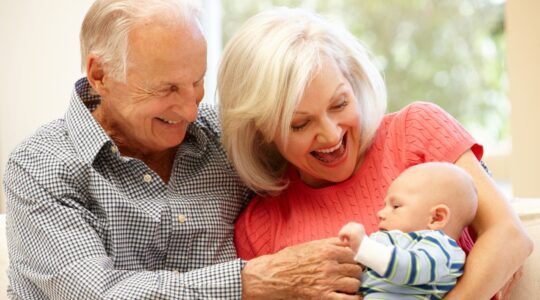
xmin=80 ymin=0 xmax=201 ymax=81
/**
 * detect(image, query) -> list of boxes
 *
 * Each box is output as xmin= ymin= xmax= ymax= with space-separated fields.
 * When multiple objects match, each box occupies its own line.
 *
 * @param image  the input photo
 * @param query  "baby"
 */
xmin=339 ymin=162 xmax=478 ymax=299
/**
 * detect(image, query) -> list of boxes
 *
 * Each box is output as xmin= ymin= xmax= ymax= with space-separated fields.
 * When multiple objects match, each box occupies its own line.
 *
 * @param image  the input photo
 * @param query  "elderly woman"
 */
xmin=219 ymin=7 xmax=532 ymax=299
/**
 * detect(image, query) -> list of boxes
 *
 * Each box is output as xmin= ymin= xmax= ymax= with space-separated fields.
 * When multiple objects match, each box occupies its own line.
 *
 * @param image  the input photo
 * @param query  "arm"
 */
xmin=445 ymin=150 xmax=533 ymax=299
xmin=346 ymin=229 xmax=464 ymax=286
xmin=4 ymin=158 xmax=244 ymax=299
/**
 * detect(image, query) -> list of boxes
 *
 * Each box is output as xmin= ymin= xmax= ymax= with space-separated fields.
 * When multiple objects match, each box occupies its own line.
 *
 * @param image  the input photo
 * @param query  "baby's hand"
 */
xmin=338 ymin=222 xmax=365 ymax=253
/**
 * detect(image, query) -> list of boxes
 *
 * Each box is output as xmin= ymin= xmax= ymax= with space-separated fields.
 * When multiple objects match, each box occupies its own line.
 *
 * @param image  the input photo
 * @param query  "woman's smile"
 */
xmin=310 ymin=133 xmax=348 ymax=165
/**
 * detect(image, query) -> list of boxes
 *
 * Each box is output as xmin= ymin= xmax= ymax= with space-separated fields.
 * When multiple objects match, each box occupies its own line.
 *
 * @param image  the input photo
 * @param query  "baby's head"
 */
xmin=378 ymin=162 xmax=478 ymax=240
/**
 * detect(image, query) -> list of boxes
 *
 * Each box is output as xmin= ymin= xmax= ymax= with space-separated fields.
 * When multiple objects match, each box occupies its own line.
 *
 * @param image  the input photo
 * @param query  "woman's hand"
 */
xmin=494 ymin=266 xmax=523 ymax=300
xmin=241 ymin=237 xmax=362 ymax=300
xmin=445 ymin=150 xmax=533 ymax=299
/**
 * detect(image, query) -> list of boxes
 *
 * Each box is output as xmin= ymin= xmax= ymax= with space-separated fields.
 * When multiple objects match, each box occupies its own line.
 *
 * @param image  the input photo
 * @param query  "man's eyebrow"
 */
xmin=156 ymin=69 xmax=207 ymax=87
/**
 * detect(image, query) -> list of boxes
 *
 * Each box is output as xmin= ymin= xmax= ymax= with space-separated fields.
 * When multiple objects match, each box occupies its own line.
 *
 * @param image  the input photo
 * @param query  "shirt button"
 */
xmin=143 ymin=174 xmax=152 ymax=183
xmin=173 ymin=269 xmax=180 ymax=275
xmin=110 ymin=145 xmax=118 ymax=154
xmin=177 ymin=214 xmax=187 ymax=223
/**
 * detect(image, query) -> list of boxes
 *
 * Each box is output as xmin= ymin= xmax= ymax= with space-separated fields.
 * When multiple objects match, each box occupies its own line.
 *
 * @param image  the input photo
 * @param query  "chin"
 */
xmin=162 ymin=135 xmax=186 ymax=148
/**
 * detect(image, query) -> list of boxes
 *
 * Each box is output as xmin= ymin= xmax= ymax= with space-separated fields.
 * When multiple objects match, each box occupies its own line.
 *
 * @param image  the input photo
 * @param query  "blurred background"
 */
xmin=1 ymin=0 xmax=538 ymax=212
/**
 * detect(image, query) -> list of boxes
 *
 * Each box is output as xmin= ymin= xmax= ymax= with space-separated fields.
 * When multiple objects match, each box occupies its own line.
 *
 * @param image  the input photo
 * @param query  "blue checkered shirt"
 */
xmin=4 ymin=78 xmax=251 ymax=299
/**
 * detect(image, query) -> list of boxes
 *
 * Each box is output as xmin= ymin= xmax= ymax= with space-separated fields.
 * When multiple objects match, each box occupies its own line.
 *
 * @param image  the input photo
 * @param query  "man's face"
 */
xmin=100 ymin=20 xmax=207 ymax=155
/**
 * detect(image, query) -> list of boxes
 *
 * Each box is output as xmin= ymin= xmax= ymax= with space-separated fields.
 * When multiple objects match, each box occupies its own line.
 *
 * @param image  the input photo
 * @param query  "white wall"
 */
xmin=0 ymin=1 xmax=222 ymax=212
xmin=507 ymin=0 xmax=540 ymax=198
xmin=0 ymin=1 xmax=94 ymax=212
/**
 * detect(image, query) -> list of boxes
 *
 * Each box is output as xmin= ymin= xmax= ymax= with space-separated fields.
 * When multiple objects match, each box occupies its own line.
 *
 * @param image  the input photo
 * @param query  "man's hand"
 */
xmin=241 ymin=237 xmax=363 ymax=299
xmin=338 ymin=222 xmax=366 ymax=253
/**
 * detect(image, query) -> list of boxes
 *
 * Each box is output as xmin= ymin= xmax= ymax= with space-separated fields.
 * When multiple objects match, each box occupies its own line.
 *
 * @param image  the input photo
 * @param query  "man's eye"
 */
xmin=154 ymin=86 xmax=178 ymax=97
xmin=194 ymin=79 xmax=204 ymax=87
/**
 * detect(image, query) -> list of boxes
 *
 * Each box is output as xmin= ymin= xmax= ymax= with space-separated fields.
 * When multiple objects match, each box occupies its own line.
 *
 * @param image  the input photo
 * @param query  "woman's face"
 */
xmin=274 ymin=57 xmax=362 ymax=187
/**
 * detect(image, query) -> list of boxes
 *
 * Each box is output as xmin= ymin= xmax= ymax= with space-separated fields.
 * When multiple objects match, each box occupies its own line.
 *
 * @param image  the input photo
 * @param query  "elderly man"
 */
xmin=3 ymin=0 xmax=361 ymax=299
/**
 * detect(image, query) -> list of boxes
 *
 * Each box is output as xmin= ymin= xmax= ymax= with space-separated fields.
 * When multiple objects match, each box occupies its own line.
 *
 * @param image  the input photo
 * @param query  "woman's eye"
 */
xmin=332 ymin=95 xmax=349 ymax=110
xmin=291 ymin=121 xmax=309 ymax=132
xmin=392 ymin=205 xmax=400 ymax=209
xmin=333 ymin=99 xmax=349 ymax=110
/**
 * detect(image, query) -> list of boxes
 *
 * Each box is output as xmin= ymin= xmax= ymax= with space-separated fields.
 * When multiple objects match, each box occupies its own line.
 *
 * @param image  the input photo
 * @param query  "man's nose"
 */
xmin=173 ymin=88 xmax=201 ymax=123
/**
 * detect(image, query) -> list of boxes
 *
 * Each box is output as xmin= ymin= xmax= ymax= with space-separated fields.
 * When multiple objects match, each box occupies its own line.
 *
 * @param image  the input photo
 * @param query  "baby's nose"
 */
xmin=377 ymin=209 xmax=385 ymax=219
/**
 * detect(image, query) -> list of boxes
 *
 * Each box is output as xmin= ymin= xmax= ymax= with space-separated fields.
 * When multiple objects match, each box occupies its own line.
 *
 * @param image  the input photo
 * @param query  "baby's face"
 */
xmin=377 ymin=171 xmax=433 ymax=232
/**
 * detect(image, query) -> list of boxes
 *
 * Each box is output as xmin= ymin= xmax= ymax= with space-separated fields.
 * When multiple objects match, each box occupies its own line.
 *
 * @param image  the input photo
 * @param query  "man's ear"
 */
xmin=428 ymin=204 xmax=450 ymax=231
xmin=85 ymin=54 xmax=108 ymax=95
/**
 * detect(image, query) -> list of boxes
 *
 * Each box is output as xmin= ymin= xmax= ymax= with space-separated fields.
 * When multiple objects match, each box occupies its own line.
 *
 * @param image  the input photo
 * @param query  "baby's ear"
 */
xmin=428 ymin=204 xmax=450 ymax=230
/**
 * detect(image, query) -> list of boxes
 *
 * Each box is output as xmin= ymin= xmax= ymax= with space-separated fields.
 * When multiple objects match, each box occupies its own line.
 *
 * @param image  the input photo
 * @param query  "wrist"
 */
xmin=241 ymin=256 xmax=284 ymax=299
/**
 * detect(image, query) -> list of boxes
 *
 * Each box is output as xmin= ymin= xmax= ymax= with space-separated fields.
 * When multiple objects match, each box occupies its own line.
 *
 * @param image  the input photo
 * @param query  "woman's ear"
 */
xmin=85 ymin=54 xmax=108 ymax=95
xmin=428 ymin=204 xmax=450 ymax=231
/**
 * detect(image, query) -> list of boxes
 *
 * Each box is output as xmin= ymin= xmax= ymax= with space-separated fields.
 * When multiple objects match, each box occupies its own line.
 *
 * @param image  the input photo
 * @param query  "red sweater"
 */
xmin=234 ymin=102 xmax=483 ymax=260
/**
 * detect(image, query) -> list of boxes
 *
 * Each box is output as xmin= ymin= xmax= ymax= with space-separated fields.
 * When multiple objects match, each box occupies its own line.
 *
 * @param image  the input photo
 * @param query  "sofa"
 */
xmin=1 ymin=199 xmax=539 ymax=299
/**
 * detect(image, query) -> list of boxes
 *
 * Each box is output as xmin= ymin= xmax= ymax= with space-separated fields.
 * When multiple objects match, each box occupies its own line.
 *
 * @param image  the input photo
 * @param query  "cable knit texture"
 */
xmin=234 ymin=102 xmax=483 ymax=260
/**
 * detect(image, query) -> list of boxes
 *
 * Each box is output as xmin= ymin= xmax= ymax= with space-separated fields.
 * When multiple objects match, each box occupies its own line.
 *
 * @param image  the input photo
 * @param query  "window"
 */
xmin=220 ymin=0 xmax=508 ymax=153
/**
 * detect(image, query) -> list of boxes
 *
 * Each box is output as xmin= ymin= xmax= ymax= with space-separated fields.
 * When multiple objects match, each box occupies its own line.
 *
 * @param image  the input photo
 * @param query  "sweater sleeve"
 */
xmin=398 ymin=102 xmax=483 ymax=166
xmin=234 ymin=196 xmax=273 ymax=260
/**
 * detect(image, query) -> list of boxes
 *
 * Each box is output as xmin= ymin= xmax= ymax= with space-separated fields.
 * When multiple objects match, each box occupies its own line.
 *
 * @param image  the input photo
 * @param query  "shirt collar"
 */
xmin=65 ymin=77 xmax=112 ymax=164
xmin=65 ymin=77 xmax=210 ymax=164
xmin=183 ymin=106 xmax=211 ymax=158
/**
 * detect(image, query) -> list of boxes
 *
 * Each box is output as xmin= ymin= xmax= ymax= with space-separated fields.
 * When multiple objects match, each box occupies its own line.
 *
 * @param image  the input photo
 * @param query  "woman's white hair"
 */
xmin=218 ymin=7 xmax=387 ymax=195
xmin=80 ymin=0 xmax=201 ymax=81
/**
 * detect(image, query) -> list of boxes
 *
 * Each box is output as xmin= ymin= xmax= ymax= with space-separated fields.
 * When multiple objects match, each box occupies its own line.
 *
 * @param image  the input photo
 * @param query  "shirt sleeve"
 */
xmin=4 ymin=153 xmax=244 ymax=300
xmin=398 ymin=102 xmax=483 ymax=166
xmin=360 ymin=231 xmax=465 ymax=286
xmin=234 ymin=196 xmax=273 ymax=260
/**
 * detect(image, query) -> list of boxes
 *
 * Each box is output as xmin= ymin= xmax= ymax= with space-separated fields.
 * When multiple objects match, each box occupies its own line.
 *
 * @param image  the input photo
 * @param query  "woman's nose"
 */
xmin=316 ymin=116 xmax=341 ymax=144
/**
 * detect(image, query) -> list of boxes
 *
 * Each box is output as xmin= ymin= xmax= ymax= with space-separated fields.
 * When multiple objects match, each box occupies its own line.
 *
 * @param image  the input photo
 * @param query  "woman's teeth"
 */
xmin=315 ymin=140 xmax=343 ymax=154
